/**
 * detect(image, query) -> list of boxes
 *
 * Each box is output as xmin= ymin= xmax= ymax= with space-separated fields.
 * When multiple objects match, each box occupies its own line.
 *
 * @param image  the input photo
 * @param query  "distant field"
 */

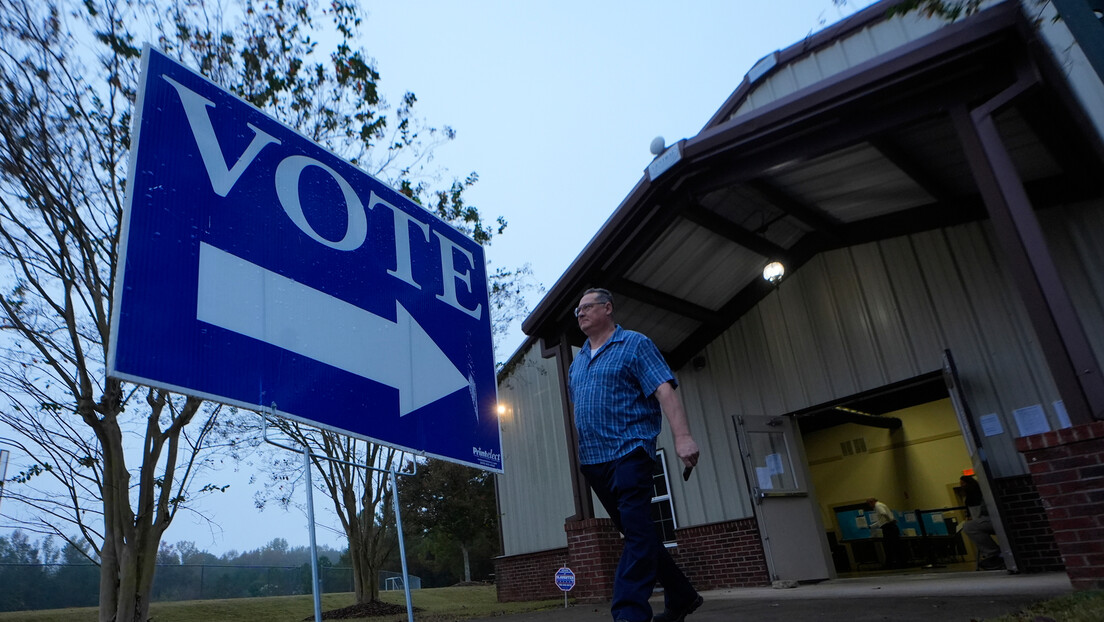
xmin=0 ymin=585 xmax=565 ymax=622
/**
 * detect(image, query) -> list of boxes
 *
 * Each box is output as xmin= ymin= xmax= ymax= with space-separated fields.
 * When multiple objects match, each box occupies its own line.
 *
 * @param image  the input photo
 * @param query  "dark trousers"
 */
xmin=581 ymin=449 xmax=697 ymax=622
xmin=882 ymin=521 xmax=903 ymax=568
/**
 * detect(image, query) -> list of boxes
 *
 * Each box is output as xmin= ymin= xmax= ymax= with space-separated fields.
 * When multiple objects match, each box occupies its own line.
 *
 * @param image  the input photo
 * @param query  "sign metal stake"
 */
xmin=263 ymin=412 xmax=418 ymax=622
xmin=305 ymin=443 xmax=323 ymax=622
xmin=391 ymin=467 xmax=415 ymax=622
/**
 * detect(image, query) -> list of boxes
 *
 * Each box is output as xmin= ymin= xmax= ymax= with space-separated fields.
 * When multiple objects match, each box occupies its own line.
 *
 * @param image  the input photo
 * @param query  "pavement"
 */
xmin=468 ymin=569 xmax=1075 ymax=622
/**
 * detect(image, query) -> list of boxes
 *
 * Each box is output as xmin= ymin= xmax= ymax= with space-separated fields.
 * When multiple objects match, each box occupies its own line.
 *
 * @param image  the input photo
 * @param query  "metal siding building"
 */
xmin=495 ymin=0 xmax=1104 ymax=596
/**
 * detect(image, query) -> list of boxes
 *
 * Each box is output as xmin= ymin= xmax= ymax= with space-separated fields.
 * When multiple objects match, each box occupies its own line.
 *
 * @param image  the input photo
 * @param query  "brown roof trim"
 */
xmin=686 ymin=3 xmax=1019 ymax=164
xmin=702 ymin=0 xmax=908 ymax=131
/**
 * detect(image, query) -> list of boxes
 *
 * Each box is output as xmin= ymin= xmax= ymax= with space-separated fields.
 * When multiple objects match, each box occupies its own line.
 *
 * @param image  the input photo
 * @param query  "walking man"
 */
xmin=568 ymin=288 xmax=703 ymax=622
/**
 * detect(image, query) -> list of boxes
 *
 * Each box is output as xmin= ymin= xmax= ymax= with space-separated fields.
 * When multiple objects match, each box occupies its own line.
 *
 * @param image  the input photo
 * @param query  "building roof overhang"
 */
xmin=521 ymin=0 xmax=1104 ymax=370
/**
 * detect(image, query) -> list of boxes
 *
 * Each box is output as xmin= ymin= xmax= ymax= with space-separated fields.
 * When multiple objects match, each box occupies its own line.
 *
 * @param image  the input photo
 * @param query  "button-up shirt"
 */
xmin=568 ymin=325 xmax=676 ymax=465
xmin=871 ymin=501 xmax=896 ymax=527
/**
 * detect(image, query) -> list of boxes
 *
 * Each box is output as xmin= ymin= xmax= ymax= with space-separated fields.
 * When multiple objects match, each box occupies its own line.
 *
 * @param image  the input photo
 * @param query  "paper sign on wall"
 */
xmin=1013 ymin=404 xmax=1050 ymax=437
xmin=980 ymin=413 xmax=1004 ymax=437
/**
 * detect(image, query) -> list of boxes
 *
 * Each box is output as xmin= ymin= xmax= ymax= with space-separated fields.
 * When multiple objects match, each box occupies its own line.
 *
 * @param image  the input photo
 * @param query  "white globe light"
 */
xmin=763 ymin=261 xmax=785 ymax=283
xmin=649 ymin=136 xmax=666 ymax=155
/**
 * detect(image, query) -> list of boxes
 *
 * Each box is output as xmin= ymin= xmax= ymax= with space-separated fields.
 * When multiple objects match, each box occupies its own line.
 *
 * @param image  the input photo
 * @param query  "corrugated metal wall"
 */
xmin=1045 ymin=201 xmax=1104 ymax=365
xmin=495 ymin=343 xmax=574 ymax=556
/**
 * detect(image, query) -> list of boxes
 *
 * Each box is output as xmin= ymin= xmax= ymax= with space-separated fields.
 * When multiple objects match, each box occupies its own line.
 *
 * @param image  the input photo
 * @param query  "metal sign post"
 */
xmin=391 ymin=468 xmax=415 ymax=622
xmin=304 ymin=444 xmax=322 ymax=622
xmin=264 ymin=414 xmax=417 ymax=622
xmin=554 ymin=566 xmax=575 ymax=608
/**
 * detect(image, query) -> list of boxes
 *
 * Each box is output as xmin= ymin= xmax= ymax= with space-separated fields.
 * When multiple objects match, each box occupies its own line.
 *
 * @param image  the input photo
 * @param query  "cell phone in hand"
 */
xmin=683 ymin=465 xmax=693 ymax=481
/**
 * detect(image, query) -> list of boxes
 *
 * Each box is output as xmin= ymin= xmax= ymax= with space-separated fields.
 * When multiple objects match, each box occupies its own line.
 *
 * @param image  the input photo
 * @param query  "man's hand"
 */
xmin=675 ymin=433 xmax=700 ymax=468
xmin=655 ymin=381 xmax=700 ymax=468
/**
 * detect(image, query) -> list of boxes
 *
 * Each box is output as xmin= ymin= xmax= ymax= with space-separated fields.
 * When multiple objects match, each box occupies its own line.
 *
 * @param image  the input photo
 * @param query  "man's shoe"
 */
xmin=653 ymin=594 xmax=703 ymax=622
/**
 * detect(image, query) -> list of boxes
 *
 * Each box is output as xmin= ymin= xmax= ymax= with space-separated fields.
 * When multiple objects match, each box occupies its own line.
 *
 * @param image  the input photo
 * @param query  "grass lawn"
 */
xmin=985 ymin=590 xmax=1104 ymax=622
xmin=6 ymin=585 xmax=1103 ymax=621
xmin=0 ymin=585 xmax=565 ymax=622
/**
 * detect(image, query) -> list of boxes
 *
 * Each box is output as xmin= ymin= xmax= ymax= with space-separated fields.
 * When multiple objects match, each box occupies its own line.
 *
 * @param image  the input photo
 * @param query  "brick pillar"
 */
xmin=990 ymin=475 xmax=1064 ymax=573
xmin=669 ymin=518 xmax=770 ymax=589
xmin=1016 ymin=420 xmax=1104 ymax=590
xmin=565 ymin=518 xmax=622 ymax=603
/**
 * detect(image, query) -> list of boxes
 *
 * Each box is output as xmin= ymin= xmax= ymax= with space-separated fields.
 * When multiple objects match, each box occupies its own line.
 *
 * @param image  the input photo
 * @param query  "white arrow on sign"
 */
xmin=196 ymin=242 xmax=469 ymax=416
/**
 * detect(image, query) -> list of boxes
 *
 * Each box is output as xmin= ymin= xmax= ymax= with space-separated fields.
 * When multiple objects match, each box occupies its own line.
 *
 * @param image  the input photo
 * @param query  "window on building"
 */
xmin=651 ymin=449 xmax=678 ymax=544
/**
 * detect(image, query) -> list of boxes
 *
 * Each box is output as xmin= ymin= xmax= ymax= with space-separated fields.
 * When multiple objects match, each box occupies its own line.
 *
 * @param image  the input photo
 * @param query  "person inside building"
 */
xmin=960 ymin=475 xmax=1005 ymax=570
xmin=568 ymin=287 xmax=703 ymax=622
xmin=867 ymin=496 xmax=905 ymax=569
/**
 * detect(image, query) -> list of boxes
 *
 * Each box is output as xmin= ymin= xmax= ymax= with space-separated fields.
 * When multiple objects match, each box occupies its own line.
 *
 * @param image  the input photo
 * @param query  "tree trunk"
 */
xmin=93 ymin=391 xmax=193 ymax=622
xmin=462 ymin=544 xmax=471 ymax=583
xmin=98 ymin=537 xmax=119 ymax=621
xmin=97 ymin=411 xmax=132 ymax=622
xmin=350 ymin=532 xmax=366 ymax=603
xmin=348 ymin=526 xmax=380 ymax=603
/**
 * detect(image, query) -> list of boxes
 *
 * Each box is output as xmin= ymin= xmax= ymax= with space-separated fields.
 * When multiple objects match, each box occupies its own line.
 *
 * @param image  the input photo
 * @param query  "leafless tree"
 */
xmin=0 ymin=0 xmax=535 ymax=618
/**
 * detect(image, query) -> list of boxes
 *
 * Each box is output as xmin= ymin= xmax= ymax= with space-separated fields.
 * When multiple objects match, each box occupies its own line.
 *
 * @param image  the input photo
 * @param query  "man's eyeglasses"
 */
xmin=574 ymin=301 xmax=606 ymax=317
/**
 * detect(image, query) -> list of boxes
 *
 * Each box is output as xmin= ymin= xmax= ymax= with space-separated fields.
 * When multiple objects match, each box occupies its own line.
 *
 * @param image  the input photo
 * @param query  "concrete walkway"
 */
xmin=470 ymin=570 xmax=1074 ymax=622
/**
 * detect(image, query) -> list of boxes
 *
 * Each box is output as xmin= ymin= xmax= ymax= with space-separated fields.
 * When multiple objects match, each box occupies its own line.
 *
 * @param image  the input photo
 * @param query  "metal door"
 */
xmin=734 ymin=413 xmax=834 ymax=583
xmin=943 ymin=349 xmax=1018 ymax=571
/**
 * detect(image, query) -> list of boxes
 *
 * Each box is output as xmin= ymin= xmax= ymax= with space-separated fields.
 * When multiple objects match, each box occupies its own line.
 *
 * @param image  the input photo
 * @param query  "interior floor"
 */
xmin=838 ymin=559 xmax=979 ymax=578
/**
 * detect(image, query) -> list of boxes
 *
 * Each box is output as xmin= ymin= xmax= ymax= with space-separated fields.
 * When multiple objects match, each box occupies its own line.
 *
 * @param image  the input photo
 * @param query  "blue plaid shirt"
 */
xmin=569 ymin=325 xmax=676 ymax=465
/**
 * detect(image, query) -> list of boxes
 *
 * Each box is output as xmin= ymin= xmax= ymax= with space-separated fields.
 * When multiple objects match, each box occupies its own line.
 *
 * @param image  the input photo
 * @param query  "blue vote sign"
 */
xmin=108 ymin=48 xmax=501 ymax=472
xmin=554 ymin=567 xmax=575 ymax=591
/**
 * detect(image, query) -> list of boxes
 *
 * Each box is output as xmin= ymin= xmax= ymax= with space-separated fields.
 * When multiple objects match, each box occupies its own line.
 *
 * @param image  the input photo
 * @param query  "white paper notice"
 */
xmin=766 ymin=453 xmax=784 ymax=475
xmin=1053 ymin=400 xmax=1072 ymax=429
xmin=980 ymin=413 xmax=1004 ymax=437
xmin=1013 ymin=404 xmax=1051 ymax=437
xmin=756 ymin=467 xmax=774 ymax=490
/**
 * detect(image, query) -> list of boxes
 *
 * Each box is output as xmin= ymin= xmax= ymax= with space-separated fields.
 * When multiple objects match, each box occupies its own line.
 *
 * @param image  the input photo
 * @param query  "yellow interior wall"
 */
xmin=802 ymin=398 xmax=972 ymax=536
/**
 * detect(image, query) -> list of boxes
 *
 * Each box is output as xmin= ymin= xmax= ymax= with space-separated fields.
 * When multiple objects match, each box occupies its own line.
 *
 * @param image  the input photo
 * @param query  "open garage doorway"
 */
xmin=789 ymin=372 xmax=983 ymax=577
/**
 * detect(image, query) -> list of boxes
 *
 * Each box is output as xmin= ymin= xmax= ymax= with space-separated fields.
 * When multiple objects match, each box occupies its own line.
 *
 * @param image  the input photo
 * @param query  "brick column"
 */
xmin=990 ymin=475 xmax=1064 ymax=573
xmin=669 ymin=518 xmax=770 ymax=589
xmin=565 ymin=518 xmax=622 ymax=603
xmin=1016 ymin=420 xmax=1104 ymax=590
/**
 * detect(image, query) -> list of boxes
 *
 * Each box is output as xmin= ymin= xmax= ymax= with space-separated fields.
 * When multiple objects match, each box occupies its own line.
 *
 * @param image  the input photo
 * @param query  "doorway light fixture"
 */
xmin=762 ymin=261 xmax=785 ymax=284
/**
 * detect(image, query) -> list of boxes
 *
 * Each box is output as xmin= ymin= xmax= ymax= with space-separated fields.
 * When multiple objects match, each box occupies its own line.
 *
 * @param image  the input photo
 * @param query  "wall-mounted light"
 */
xmin=649 ymin=136 xmax=666 ymax=156
xmin=762 ymin=261 xmax=785 ymax=284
